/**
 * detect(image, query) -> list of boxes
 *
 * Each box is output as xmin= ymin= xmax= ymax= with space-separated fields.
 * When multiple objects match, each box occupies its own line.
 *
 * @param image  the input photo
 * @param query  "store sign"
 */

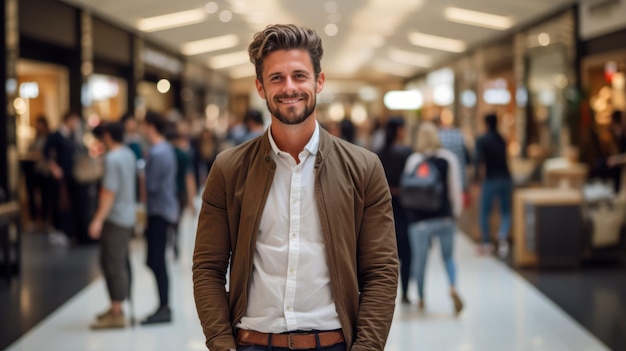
xmin=434 ymin=85 xmax=454 ymax=106
xmin=483 ymin=78 xmax=511 ymax=105
xmin=383 ymin=90 xmax=424 ymax=110
xmin=427 ymin=68 xmax=455 ymax=106
xmin=19 ymin=82 xmax=39 ymax=99
xmin=89 ymin=76 xmax=119 ymax=101
xmin=484 ymin=89 xmax=511 ymax=105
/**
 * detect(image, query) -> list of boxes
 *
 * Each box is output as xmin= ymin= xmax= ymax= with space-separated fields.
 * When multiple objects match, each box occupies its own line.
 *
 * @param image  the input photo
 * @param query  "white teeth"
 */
xmin=281 ymin=99 xmax=299 ymax=104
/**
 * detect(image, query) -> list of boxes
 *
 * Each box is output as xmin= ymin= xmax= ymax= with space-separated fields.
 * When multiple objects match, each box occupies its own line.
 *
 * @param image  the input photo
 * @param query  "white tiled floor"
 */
xmin=6 ymin=199 xmax=611 ymax=351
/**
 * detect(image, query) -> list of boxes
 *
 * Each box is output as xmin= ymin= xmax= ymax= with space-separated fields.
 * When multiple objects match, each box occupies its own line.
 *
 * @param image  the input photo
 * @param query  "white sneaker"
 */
xmin=498 ymin=240 xmax=509 ymax=258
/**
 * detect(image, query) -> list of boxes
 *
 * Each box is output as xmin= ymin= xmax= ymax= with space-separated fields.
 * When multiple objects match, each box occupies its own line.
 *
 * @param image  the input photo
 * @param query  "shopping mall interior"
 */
xmin=1 ymin=0 xmax=626 ymax=350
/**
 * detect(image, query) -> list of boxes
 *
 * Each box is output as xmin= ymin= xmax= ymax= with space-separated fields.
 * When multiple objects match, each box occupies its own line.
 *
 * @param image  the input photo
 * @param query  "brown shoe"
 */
xmin=91 ymin=312 xmax=126 ymax=330
xmin=451 ymin=292 xmax=464 ymax=316
xmin=96 ymin=308 xmax=113 ymax=321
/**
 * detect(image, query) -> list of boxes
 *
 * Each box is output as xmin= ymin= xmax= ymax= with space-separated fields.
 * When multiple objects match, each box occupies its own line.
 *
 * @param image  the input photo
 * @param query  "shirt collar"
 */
xmin=267 ymin=121 xmax=320 ymax=157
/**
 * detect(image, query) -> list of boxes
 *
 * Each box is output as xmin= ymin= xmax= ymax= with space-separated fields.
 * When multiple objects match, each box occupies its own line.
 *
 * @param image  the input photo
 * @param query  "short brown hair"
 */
xmin=248 ymin=24 xmax=323 ymax=82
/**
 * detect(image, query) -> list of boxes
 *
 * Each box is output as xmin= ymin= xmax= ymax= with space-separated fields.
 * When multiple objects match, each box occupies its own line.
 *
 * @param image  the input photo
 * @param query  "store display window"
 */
xmin=15 ymin=60 xmax=69 ymax=156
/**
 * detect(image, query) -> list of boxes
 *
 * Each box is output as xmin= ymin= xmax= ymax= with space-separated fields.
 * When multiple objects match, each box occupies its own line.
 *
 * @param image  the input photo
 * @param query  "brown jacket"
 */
xmin=192 ymin=128 xmax=399 ymax=351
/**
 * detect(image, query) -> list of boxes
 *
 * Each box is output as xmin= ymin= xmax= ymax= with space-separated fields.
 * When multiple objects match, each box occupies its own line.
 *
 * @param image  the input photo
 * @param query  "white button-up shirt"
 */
xmin=237 ymin=122 xmax=341 ymax=333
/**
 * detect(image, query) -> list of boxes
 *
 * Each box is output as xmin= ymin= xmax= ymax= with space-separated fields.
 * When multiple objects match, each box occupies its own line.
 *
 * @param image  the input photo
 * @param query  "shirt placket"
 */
xmin=284 ymin=157 xmax=302 ymax=330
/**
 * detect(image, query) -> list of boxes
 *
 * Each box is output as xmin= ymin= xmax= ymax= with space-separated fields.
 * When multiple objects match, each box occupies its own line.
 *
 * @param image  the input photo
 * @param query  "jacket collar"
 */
xmin=258 ymin=121 xmax=330 ymax=167
xmin=267 ymin=121 xmax=320 ymax=157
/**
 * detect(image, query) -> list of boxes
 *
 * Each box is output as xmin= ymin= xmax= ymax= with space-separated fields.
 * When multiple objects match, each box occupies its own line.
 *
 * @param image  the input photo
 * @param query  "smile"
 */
xmin=276 ymin=96 xmax=305 ymax=104
xmin=278 ymin=98 xmax=302 ymax=104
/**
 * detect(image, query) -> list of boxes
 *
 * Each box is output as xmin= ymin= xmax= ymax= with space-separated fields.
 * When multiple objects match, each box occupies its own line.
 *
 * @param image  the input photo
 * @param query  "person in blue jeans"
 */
xmin=403 ymin=122 xmax=464 ymax=315
xmin=474 ymin=113 xmax=513 ymax=258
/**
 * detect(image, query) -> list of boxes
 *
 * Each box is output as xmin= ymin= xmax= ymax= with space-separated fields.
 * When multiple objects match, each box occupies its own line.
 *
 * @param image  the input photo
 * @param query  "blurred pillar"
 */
xmin=75 ymin=10 xmax=93 ymax=117
xmin=129 ymin=36 xmax=143 ymax=116
xmin=1 ymin=0 xmax=19 ymax=201
xmin=131 ymin=37 xmax=144 ymax=116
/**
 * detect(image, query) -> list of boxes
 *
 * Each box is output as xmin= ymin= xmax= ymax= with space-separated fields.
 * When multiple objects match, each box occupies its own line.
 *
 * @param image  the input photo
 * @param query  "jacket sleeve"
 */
xmin=352 ymin=158 xmax=399 ymax=351
xmin=192 ymin=156 xmax=237 ymax=351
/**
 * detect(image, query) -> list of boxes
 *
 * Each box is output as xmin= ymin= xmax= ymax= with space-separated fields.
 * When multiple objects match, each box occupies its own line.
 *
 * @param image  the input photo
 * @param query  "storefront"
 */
xmin=514 ymin=10 xmax=577 ymax=161
xmin=18 ymin=0 xmax=81 ymax=119
xmin=86 ymin=16 xmax=133 ymax=123
xmin=1 ymin=0 xmax=19 ymax=202
xmin=14 ymin=60 xmax=70 ymax=155
xmin=579 ymin=1 xmax=626 ymax=176
xmin=476 ymin=40 xmax=517 ymax=153
xmin=138 ymin=44 xmax=183 ymax=118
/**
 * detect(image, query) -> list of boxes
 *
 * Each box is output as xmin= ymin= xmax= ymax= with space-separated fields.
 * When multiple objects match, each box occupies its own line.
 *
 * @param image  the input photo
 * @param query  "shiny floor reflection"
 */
xmin=6 ymin=199 xmax=610 ymax=351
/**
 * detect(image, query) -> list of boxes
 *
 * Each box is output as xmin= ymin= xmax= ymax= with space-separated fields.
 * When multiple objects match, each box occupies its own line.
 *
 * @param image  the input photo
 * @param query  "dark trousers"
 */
xmin=51 ymin=178 xmax=77 ymax=240
xmin=30 ymin=173 xmax=54 ymax=227
xmin=22 ymin=161 xmax=54 ymax=228
xmin=146 ymin=215 xmax=171 ymax=307
xmin=392 ymin=197 xmax=411 ymax=298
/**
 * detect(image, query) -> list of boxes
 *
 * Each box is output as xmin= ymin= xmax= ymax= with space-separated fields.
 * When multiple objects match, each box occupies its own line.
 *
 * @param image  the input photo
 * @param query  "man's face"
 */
xmin=255 ymin=49 xmax=324 ymax=126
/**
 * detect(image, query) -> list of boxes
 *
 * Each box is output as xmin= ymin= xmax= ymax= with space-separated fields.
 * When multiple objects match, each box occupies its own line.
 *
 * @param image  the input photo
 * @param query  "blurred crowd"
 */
xmin=21 ymin=107 xmax=515 ymax=327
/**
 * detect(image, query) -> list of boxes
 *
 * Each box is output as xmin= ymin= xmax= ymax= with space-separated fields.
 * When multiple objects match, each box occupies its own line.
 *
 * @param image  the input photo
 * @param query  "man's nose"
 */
xmin=283 ymin=76 xmax=297 ymax=92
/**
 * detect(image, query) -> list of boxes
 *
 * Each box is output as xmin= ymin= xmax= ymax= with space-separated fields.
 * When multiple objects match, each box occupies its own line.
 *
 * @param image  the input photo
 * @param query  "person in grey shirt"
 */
xmin=88 ymin=121 xmax=136 ymax=329
xmin=139 ymin=111 xmax=178 ymax=325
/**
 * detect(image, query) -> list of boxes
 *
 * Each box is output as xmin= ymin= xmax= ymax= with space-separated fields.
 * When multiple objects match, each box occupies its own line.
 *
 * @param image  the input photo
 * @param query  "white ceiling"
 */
xmin=60 ymin=0 xmax=575 ymax=85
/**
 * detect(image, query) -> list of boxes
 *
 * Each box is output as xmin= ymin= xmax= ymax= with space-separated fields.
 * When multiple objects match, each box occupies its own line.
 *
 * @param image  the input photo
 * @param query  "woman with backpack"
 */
xmin=401 ymin=121 xmax=464 ymax=315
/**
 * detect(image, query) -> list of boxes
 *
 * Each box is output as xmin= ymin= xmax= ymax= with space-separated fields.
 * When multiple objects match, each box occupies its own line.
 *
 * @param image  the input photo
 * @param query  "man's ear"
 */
xmin=316 ymin=72 xmax=325 ymax=94
xmin=255 ymin=79 xmax=266 ymax=100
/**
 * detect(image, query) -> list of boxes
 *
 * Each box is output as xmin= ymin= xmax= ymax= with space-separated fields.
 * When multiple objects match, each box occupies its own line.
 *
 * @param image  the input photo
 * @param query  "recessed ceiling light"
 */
xmin=181 ymin=34 xmax=239 ymax=56
xmin=444 ymin=7 xmax=513 ymax=30
xmin=408 ymin=32 xmax=466 ymax=53
xmin=137 ymin=8 xmax=206 ymax=32
xmin=219 ymin=10 xmax=233 ymax=23
xmin=325 ymin=23 xmax=339 ymax=37
xmin=204 ymin=2 xmax=218 ymax=14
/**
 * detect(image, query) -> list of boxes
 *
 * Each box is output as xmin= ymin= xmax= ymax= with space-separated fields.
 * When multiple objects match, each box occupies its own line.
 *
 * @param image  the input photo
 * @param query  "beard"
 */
xmin=266 ymin=92 xmax=316 ymax=125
